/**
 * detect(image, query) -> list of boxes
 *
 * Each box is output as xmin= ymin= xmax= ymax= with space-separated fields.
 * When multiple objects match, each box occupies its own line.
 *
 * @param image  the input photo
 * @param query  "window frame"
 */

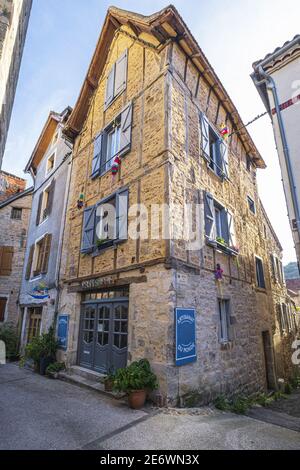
xmin=104 ymin=49 xmax=128 ymax=110
xmin=218 ymin=298 xmax=231 ymax=344
xmin=255 ymin=255 xmax=266 ymax=289
xmin=45 ymin=150 xmax=56 ymax=177
xmin=103 ymin=119 xmax=121 ymax=175
xmin=94 ymin=193 xmax=118 ymax=251
xmin=247 ymin=196 xmax=256 ymax=214
xmin=39 ymin=182 xmax=51 ymax=226
xmin=200 ymin=113 xmax=229 ymax=180
xmin=30 ymin=233 xmax=48 ymax=280
xmin=11 ymin=207 xmax=22 ymax=220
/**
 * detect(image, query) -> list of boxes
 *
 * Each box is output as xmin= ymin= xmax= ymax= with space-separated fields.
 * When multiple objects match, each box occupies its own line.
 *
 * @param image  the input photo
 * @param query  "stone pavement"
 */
xmin=0 ymin=364 xmax=300 ymax=450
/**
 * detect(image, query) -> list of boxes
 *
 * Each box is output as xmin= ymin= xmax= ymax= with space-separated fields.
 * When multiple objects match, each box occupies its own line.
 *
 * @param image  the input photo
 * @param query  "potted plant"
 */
xmin=104 ymin=368 xmax=115 ymax=392
xmin=25 ymin=327 xmax=58 ymax=375
xmin=46 ymin=362 xmax=66 ymax=379
xmin=113 ymin=359 xmax=158 ymax=409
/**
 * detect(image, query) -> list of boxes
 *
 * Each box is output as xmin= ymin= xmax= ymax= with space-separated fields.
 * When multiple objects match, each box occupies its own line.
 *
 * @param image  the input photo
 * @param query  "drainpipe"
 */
xmin=253 ymin=66 xmax=300 ymax=259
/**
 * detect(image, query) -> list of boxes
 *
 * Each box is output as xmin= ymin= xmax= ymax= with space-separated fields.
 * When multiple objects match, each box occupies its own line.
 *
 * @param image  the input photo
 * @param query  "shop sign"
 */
xmin=57 ymin=314 xmax=69 ymax=351
xmin=175 ymin=308 xmax=197 ymax=366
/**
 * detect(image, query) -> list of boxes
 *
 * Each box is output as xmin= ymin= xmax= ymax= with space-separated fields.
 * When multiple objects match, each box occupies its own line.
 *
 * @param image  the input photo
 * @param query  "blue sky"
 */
xmin=3 ymin=0 xmax=300 ymax=263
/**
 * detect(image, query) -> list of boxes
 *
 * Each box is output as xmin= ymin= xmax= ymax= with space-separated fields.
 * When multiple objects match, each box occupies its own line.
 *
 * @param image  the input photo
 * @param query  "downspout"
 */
xmin=253 ymin=65 xmax=300 ymax=255
xmin=53 ymin=143 xmax=73 ymax=326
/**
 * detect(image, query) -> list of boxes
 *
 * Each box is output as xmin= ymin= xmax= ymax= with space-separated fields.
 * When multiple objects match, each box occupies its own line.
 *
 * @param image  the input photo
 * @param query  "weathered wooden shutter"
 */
xmin=105 ymin=65 xmax=115 ymax=109
xmin=25 ymin=245 xmax=34 ymax=280
xmin=91 ymin=133 xmax=103 ymax=178
xmin=0 ymin=247 xmax=13 ymax=276
xmin=221 ymin=210 xmax=229 ymax=243
xmin=204 ymin=192 xmax=215 ymax=239
xmin=114 ymin=49 xmax=128 ymax=97
xmin=41 ymin=234 xmax=52 ymax=274
xmin=116 ymin=189 xmax=129 ymax=241
xmin=0 ymin=298 xmax=7 ymax=322
xmin=270 ymin=254 xmax=277 ymax=279
xmin=81 ymin=205 xmax=96 ymax=253
xmin=119 ymin=102 xmax=133 ymax=158
xmin=46 ymin=179 xmax=56 ymax=217
xmin=200 ymin=113 xmax=210 ymax=161
xmin=36 ymin=192 xmax=43 ymax=226
xmin=227 ymin=211 xmax=236 ymax=247
xmin=219 ymin=139 xmax=229 ymax=178
xmin=279 ymin=260 xmax=284 ymax=284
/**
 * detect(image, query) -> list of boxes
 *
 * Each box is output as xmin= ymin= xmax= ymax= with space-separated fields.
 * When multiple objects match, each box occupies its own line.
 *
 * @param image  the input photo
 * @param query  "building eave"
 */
xmin=0 ymin=186 xmax=33 ymax=210
xmin=64 ymin=5 xmax=265 ymax=169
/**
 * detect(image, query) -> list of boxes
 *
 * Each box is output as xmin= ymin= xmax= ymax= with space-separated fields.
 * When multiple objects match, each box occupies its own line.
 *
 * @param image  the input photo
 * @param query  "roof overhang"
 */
xmin=25 ymin=107 xmax=72 ymax=174
xmin=64 ymin=5 xmax=265 ymax=169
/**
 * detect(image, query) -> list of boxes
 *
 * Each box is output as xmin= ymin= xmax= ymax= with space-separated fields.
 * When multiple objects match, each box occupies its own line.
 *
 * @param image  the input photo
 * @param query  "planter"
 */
xmin=128 ymin=390 xmax=147 ymax=409
xmin=39 ymin=356 xmax=54 ymax=376
xmin=104 ymin=379 xmax=114 ymax=392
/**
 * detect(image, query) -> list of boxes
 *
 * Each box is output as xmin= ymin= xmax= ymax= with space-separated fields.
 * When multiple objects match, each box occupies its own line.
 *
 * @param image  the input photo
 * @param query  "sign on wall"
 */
xmin=57 ymin=315 xmax=69 ymax=351
xmin=175 ymin=308 xmax=197 ymax=366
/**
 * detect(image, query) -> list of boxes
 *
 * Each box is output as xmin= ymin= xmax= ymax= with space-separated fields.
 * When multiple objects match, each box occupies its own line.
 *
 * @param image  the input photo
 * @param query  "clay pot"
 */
xmin=128 ymin=390 xmax=147 ymax=409
xmin=104 ymin=379 xmax=114 ymax=392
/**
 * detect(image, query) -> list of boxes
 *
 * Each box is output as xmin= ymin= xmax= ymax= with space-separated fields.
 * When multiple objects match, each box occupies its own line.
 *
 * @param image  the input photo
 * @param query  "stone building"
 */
xmin=0 ymin=172 xmax=32 ymax=326
xmin=58 ymin=6 xmax=298 ymax=405
xmin=19 ymin=107 xmax=72 ymax=348
xmin=0 ymin=0 xmax=32 ymax=167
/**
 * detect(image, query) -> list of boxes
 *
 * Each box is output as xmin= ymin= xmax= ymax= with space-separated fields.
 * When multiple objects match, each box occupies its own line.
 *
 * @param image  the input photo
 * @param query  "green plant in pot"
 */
xmin=104 ymin=367 xmax=115 ymax=392
xmin=113 ymin=359 xmax=158 ymax=409
xmin=25 ymin=327 xmax=58 ymax=375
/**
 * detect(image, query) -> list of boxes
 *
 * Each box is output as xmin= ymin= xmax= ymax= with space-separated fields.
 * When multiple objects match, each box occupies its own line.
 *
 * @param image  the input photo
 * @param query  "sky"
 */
xmin=2 ymin=0 xmax=300 ymax=264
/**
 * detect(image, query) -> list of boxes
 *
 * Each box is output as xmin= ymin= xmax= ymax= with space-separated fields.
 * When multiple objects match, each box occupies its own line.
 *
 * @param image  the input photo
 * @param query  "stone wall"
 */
xmin=0 ymin=191 xmax=32 ymax=326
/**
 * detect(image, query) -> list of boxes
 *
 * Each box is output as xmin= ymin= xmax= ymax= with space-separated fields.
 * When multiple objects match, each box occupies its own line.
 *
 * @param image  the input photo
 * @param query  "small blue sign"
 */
xmin=57 ymin=315 xmax=69 ymax=351
xmin=175 ymin=308 xmax=197 ymax=366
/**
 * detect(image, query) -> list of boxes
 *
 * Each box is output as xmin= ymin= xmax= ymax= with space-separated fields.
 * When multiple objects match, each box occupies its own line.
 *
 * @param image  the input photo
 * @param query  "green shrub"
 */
xmin=0 ymin=323 xmax=19 ymax=360
xmin=25 ymin=327 xmax=58 ymax=366
xmin=214 ymin=395 xmax=231 ymax=411
xmin=113 ymin=359 xmax=158 ymax=393
xmin=284 ymin=383 xmax=293 ymax=395
xmin=46 ymin=362 xmax=65 ymax=375
xmin=231 ymin=396 xmax=251 ymax=414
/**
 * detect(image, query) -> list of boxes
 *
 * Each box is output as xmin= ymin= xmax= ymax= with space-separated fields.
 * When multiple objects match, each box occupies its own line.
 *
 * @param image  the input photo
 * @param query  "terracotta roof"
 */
xmin=253 ymin=34 xmax=300 ymax=69
xmin=0 ymin=187 xmax=33 ymax=209
xmin=64 ymin=5 xmax=266 ymax=168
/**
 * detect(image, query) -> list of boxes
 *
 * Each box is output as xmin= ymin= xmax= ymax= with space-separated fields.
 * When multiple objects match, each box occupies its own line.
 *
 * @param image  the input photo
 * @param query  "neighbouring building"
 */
xmin=55 ymin=6 xmax=298 ymax=405
xmin=0 ymin=171 xmax=32 ymax=326
xmin=286 ymin=278 xmax=300 ymax=326
xmin=0 ymin=0 xmax=32 ymax=167
xmin=19 ymin=107 xmax=72 ymax=348
xmin=252 ymin=36 xmax=300 ymax=267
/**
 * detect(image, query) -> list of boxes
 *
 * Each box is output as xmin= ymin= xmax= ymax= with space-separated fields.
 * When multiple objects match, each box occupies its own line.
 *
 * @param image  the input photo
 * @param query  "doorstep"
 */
xmin=59 ymin=365 xmax=126 ymax=401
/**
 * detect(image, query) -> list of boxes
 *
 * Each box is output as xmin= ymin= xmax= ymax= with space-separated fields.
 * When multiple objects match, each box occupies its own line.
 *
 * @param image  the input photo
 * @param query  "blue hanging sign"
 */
xmin=175 ymin=308 xmax=197 ymax=366
xmin=57 ymin=314 xmax=69 ymax=351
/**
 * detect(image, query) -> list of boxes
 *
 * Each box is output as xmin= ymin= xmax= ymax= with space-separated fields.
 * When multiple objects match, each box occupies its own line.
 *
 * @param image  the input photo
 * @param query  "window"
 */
xmin=81 ymin=188 xmax=129 ymax=254
xmin=91 ymin=103 xmax=132 ymax=179
xmin=204 ymin=192 xmax=236 ymax=251
xmin=200 ymin=113 xmax=229 ymax=179
xmin=11 ymin=207 xmax=22 ymax=220
xmin=26 ymin=234 xmax=52 ymax=279
xmin=105 ymin=50 xmax=128 ymax=109
xmin=278 ymin=303 xmax=288 ymax=334
xmin=36 ymin=180 xmax=55 ymax=225
xmin=218 ymin=299 xmax=231 ymax=343
xmin=0 ymin=246 xmax=13 ymax=276
xmin=0 ymin=298 xmax=7 ymax=322
xmin=46 ymin=153 xmax=55 ymax=174
xmin=247 ymin=196 xmax=256 ymax=214
xmin=105 ymin=122 xmax=121 ymax=172
xmin=255 ymin=257 xmax=266 ymax=289
xmin=270 ymin=254 xmax=284 ymax=284
xmin=246 ymin=155 xmax=252 ymax=172
xmin=52 ymin=130 xmax=59 ymax=147
xmin=27 ymin=307 xmax=42 ymax=344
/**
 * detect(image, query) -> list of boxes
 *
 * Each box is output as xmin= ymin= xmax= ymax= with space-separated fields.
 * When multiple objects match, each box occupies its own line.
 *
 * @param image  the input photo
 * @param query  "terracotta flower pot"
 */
xmin=104 ymin=379 xmax=114 ymax=392
xmin=128 ymin=390 xmax=147 ymax=409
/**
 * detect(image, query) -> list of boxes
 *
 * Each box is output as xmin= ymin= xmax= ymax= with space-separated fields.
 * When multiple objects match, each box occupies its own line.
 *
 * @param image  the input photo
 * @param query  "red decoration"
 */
xmin=112 ymin=156 xmax=121 ymax=176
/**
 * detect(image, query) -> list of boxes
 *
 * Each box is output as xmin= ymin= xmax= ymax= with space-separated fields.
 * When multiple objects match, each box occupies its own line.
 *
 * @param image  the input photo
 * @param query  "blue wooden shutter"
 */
xmin=119 ymin=102 xmax=133 ymax=158
xmin=91 ymin=133 xmax=103 ymax=179
xmin=227 ymin=211 xmax=236 ymax=246
xmin=200 ymin=113 xmax=210 ymax=161
xmin=81 ymin=205 xmax=96 ymax=253
xmin=204 ymin=192 xmax=215 ymax=239
xmin=105 ymin=65 xmax=115 ymax=109
xmin=114 ymin=49 xmax=128 ymax=97
xmin=221 ymin=209 xmax=230 ymax=243
xmin=116 ymin=188 xmax=129 ymax=241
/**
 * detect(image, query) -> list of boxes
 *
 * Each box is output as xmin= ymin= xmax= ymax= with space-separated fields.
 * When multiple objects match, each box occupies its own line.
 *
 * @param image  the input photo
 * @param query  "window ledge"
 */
xmin=206 ymin=239 xmax=239 ymax=257
xmin=255 ymin=286 xmax=267 ymax=294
